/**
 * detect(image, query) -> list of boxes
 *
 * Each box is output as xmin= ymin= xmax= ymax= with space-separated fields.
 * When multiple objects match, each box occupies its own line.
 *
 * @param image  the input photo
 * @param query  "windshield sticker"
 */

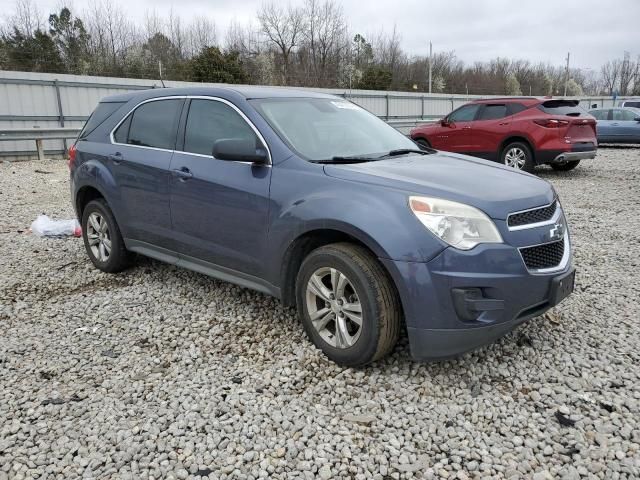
xmin=331 ymin=101 xmax=360 ymax=110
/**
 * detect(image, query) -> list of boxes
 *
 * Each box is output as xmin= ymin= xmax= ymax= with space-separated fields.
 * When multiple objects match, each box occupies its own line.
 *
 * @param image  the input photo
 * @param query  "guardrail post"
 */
xmin=54 ymin=79 xmax=67 ymax=153
xmin=385 ymin=94 xmax=389 ymax=121
xmin=421 ymin=96 xmax=425 ymax=119
xmin=35 ymin=139 xmax=44 ymax=161
xmin=450 ymin=97 xmax=455 ymax=111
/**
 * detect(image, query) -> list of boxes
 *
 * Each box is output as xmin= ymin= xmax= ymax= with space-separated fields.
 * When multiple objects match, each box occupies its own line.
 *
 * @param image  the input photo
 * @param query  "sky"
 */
xmin=27 ymin=0 xmax=640 ymax=70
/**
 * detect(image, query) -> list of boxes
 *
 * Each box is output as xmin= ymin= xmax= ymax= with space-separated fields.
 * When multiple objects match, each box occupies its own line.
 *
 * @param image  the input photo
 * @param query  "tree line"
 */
xmin=1 ymin=0 xmax=639 ymax=96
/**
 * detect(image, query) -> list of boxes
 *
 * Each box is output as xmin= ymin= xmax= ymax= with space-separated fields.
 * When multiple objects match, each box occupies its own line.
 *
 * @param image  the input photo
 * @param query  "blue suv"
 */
xmin=70 ymin=87 xmax=575 ymax=366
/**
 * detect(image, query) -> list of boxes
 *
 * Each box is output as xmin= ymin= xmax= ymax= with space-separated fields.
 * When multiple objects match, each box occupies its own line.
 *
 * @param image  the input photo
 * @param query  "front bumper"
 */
xmin=381 ymin=241 xmax=574 ymax=361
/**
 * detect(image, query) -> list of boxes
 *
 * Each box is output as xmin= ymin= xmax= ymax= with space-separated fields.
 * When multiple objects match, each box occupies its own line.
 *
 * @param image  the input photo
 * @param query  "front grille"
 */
xmin=508 ymin=202 xmax=557 ymax=228
xmin=520 ymin=239 xmax=565 ymax=270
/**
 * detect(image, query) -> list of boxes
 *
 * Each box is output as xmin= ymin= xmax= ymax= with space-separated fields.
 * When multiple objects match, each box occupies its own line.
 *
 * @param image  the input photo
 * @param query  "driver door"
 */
xmin=169 ymin=98 xmax=272 ymax=278
xmin=438 ymin=104 xmax=480 ymax=153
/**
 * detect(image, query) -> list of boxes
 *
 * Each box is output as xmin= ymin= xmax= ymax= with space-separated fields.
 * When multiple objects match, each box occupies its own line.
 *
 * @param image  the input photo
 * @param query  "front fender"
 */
xmin=266 ymin=166 xmax=447 ymax=286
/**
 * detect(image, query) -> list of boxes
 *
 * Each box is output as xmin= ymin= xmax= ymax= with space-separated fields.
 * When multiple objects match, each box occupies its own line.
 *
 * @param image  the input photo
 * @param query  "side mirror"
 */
xmin=212 ymin=138 xmax=268 ymax=164
xmin=635 ymin=117 xmax=640 ymax=122
xmin=440 ymin=118 xmax=450 ymax=127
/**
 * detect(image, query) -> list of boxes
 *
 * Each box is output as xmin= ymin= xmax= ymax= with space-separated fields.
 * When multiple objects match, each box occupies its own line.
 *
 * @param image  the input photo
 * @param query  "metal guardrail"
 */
xmin=0 ymin=127 xmax=80 ymax=160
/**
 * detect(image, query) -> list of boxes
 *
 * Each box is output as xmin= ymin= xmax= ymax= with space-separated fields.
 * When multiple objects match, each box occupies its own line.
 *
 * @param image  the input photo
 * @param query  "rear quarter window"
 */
xmin=79 ymin=102 xmax=125 ymax=139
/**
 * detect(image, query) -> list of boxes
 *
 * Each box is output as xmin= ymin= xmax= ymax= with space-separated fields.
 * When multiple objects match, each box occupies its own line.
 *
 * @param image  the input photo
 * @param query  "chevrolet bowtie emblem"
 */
xmin=549 ymin=223 xmax=565 ymax=241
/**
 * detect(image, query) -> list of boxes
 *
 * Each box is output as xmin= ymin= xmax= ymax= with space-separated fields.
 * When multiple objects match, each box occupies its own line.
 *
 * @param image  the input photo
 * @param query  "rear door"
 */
xmin=110 ymin=97 xmax=184 ymax=250
xmin=440 ymin=104 xmax=480 ymax=153
xmin=169 ymin=97 xmax=272 ymax=278
xmin=469 ymin=103 xmax=511 ymax=159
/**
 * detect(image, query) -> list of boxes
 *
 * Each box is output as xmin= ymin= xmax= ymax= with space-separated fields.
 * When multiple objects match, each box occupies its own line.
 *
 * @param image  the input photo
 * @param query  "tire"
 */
xmin=501 ymin=142 xmax=535 ymax=173
xmin=550 ymin=160 xmax=580 ymax=171
xmin=81 ymin=198 xmax=133 ymax=273
xmin=295 ymin=242 xmax=401 ymax=366
xmin=415 ymin=138 xmax=432 ymax=150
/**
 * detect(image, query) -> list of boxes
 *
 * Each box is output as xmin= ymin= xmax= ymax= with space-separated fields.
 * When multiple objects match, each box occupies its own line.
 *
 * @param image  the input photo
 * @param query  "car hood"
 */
xmin=323 ymin=152 xmax=555 ymax=220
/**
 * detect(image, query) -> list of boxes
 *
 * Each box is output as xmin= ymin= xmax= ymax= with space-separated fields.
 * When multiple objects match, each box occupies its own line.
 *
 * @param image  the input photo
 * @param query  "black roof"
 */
xmin=102 ymin=85 xmax=338 ymax=103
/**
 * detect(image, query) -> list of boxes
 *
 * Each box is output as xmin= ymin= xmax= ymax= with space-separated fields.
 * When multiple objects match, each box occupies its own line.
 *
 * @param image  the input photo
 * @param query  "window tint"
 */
xmin=80 ymin=101 xmax=124 ymax=139
xmin=183 ymin=99 xmax=260 ymax=156
xmin=113 ymin=115 xmax=131 ymax=143
xmin=119 ymin=99 xmax=182 ymax=149
xmin=448 ymin=104 xmax=480 ymax=122
xmin=508 ymin=103 xmax=528 ymax=115
xmin=589 ymin=110 xmax=608 ymax=120
xmin=478 ymin=104 xmax=507 ymax=120
xmin=538 ymin=100 xmax=586 ymax=116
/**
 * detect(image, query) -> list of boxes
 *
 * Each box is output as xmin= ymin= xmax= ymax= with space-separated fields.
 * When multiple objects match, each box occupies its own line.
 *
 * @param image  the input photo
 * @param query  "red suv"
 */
xmin=410 ymin=98 xmax=597 ymax=172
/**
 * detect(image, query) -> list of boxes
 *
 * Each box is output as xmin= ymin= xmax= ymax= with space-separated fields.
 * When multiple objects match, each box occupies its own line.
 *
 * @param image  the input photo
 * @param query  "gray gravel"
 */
xmin=1 ymin=148 xmax=639 ymax=479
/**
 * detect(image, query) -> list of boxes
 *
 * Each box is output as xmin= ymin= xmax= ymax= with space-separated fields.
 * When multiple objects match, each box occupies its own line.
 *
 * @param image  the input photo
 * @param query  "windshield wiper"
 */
xmin=311 ymin=156 xmax=381 ymax=164
xmin=383 ymin=148 xmax=434 ymax=157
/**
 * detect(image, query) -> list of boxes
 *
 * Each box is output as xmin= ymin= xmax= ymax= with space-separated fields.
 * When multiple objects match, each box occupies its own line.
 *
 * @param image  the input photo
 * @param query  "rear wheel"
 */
xmin=550 ymin=160 xmax=580 ymax=171
xmin=296 ymin=243 xmax=401 ymax=366
xmin=501 ymin=142 xmax=535 ymax=172
xmin=82 ymin=199 xmax=133 ymax=273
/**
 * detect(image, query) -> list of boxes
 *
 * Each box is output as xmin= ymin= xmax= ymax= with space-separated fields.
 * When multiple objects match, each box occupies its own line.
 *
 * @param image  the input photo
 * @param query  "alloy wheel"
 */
xmin=86 ymin=212 xmax=111 ymax=262
xmin=504 ymin=147 xmax=526 ymax=169
xmin=305 ymin=267 xmax=363 ymax=349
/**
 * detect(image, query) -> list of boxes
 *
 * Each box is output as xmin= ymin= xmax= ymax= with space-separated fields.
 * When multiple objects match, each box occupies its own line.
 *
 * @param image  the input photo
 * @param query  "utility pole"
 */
xmin=563 ymin=52 xmax=570 ymax=96
xmin=428 ymin=41 xmax=433 ymax=95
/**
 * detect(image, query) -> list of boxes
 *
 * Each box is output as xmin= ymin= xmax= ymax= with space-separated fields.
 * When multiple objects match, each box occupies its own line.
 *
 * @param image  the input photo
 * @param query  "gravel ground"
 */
xmin=1 ymin=148 xmax=639 ymax=480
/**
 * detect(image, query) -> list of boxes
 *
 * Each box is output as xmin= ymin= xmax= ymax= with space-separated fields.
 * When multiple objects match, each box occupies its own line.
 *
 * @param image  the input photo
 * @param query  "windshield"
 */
xmin=249 ymin=97 xmax=417 ymax=161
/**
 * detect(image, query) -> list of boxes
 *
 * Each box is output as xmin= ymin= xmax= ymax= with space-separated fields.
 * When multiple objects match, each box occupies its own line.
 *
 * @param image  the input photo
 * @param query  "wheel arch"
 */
xmin=75 ymin=185 xmax=105 ymax=221
xmin=499 ymin=135 xmax=535 ymax=161
xmin=279 ymin=227 xmax=398 ymax=308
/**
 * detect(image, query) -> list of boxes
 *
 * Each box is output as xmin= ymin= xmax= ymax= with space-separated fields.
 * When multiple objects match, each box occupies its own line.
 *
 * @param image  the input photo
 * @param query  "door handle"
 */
xmin=172 ymin=167 xmax=193 ymax=180
xmin=498 ymin=122 xmax=509 ymax=126
xmin=108 ymin=152 xmax=123 ymax=165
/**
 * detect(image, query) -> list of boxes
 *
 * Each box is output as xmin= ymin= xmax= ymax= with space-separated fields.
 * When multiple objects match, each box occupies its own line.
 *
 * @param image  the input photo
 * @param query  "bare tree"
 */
xmin=6 ymin=0 xmax=42 ymax=36
xmin=303 ymin=0 xmax=346 ymax=87
xmin=257 ymin=2 xmax=304 ymax=85
xmin=187 ymin=17 xmax=216 ymax=56
xmin=619 ymin=51 xmax=638 ymax=96
xmin=601 ymin=59 xmax=621 ymax=95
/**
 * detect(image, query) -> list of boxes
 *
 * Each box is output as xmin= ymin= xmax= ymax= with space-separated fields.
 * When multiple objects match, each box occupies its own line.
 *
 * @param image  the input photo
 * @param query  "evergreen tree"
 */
xmin=189 ymin=47 xmax=248 ymax=84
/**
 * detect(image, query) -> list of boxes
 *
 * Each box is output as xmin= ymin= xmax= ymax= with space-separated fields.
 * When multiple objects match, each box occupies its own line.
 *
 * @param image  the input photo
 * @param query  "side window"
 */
xmin=183 ymin=99 xmax=260 ymax=156
xmin=113 ymin=115 xmax=131 ymax=143
xmin=621 ymin=110 xmax=638 ymax=121
xmin=508 ymin=103 xmax=527 ymax=115
xmin=115 ymin=99 xmax=182 ymax=149
xmin=448 ymin=104 xmax=480 ymax=122
xmin=611 ymin=108 xmax=625 ymax=120
xmin=589 ymin=110 xmax=605 ymax=120
xmin=477 ymin=104 xmax=508 ymax=121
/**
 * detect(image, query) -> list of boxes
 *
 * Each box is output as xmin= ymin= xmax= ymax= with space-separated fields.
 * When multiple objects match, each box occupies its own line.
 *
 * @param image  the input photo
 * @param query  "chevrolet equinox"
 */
xmin=69 ymin=87 xmax=575 ymax=366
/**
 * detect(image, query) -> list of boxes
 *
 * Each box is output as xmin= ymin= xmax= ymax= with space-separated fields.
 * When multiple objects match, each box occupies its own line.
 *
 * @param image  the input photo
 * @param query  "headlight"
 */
xmin=409 ymin=196 xmax=503 ymax=250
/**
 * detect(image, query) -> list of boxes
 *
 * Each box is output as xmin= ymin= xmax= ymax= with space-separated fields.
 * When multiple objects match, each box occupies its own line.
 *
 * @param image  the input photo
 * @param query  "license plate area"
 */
xmin=549 ymin=268 xmax=575 ymax=306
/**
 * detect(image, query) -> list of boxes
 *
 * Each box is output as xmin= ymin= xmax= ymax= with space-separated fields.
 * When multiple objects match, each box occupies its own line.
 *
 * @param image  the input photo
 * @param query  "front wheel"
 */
xmin=501 ymin=142 xmax=535 ymax=172
xmin=550 ymin=160 xmax=580 ymax=171
xmin=296 ymin=243 xmax=401 ymax=367
xmin=414 ymin=138 xmax=432 ymax=150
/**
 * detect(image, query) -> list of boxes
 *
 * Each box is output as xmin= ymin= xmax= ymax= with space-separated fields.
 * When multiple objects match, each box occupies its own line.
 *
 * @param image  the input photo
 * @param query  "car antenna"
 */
xmin=158 ymin=60 xmax=167 ymax=88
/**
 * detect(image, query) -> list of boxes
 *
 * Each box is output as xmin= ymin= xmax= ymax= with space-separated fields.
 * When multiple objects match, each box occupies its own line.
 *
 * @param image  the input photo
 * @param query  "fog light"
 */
xmin=452 ymin=288 xmax=504 ymax=321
